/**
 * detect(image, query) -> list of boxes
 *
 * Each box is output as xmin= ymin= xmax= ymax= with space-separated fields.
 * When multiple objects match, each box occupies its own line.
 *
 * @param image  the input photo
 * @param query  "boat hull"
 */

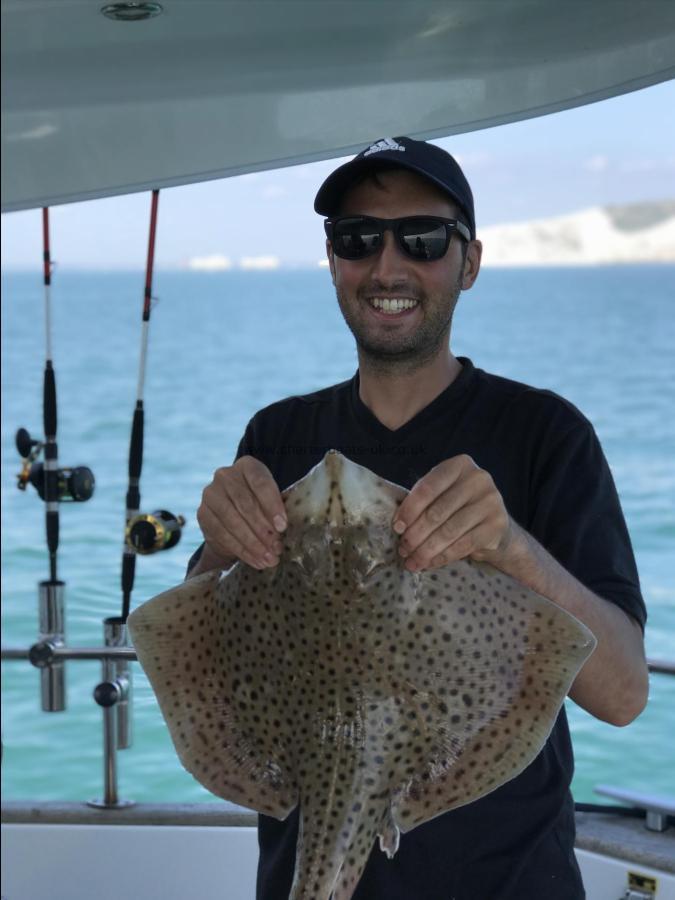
xmin=3 ymin=803 xmax=673 ymax=900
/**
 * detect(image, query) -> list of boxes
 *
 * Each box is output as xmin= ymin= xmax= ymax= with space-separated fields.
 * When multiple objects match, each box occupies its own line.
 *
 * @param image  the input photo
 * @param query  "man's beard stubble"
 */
xmin=335 ymin=271 xmax=464 ymax=376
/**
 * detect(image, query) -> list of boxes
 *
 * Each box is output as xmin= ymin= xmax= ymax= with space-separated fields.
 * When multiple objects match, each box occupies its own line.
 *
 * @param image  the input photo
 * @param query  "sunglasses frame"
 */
xmin=324 ymin=215 xmax=472 ymax=261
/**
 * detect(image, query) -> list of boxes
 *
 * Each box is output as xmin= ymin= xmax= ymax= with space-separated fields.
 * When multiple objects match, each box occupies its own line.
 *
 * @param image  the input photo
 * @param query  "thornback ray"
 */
xmin=128 ymin=450 xmax=596 ymax=900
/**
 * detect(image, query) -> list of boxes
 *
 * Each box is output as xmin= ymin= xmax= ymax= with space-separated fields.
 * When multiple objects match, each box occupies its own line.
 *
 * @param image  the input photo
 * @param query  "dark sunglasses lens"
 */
xmin=399 ymin=219 xmax=448 ymax=260
xmin=332 ymin=218 xmax=381 ymax=259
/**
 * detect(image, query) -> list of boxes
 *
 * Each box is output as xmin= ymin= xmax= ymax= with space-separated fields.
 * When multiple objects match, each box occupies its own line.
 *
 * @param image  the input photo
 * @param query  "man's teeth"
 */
xmin=369 ymin=298 xmax=418 ymax=314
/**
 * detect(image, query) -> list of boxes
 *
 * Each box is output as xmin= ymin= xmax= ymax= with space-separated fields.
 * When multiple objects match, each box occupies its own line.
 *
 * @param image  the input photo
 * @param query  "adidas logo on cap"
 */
xmin=363 ymin=138 xmax=406 ymax=157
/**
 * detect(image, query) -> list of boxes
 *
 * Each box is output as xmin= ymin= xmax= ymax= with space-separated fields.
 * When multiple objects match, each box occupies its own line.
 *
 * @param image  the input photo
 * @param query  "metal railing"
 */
xmin=1 ymin=631 xmax=673 ymax=816
xmin=2 ymin=622 xmax=136 ymax=809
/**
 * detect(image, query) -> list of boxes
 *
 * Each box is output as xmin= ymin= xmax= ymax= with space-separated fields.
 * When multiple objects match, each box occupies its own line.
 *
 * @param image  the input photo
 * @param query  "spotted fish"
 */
xmin=128 ymin=450 xmax=596 ymax=900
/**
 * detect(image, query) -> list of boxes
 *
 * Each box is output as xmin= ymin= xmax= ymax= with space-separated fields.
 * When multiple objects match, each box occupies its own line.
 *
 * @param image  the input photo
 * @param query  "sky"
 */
xmin=1 ymin=80 xmax=674 ymax=270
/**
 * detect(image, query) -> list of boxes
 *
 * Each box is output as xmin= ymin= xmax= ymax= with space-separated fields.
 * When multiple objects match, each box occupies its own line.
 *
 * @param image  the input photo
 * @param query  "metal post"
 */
xmin=102 ymin=655 xmax=119 ymax=807
xmin=105 ymin=616 xmax=132 ymax=749
xmin=88 ymin=619 xmax=134 ymax=809
xmin=38 ymin=580 xmax=65 ymax=711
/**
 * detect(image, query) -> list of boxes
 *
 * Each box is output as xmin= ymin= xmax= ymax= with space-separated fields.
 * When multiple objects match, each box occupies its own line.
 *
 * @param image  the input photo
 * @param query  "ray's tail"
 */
xmin=289 ymin=785 xmax=392 ymax=900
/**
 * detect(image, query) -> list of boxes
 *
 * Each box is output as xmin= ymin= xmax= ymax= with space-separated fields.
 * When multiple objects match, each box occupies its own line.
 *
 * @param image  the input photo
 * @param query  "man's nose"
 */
xmin=369 ymin=228 xmax=408 ymax=277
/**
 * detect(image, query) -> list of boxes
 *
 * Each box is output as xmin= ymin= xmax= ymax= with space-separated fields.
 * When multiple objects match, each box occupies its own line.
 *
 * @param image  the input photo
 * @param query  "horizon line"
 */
xmin=3 ymin=260 xmax=675 ymax=275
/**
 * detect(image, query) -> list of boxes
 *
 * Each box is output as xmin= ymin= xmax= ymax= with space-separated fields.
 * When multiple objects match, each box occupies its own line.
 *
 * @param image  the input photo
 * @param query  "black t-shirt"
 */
xmin=188 ymin=358 xmax=645 ymax=900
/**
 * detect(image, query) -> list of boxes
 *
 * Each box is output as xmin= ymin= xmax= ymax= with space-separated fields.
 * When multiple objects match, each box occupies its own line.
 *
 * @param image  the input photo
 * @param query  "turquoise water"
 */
xmin=1 ymin=267 xmax=673 ymax=805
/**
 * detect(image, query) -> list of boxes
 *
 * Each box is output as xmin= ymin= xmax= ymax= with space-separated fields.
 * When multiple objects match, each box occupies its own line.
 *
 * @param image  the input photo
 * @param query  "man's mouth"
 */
xmin=367 ymin=297 xmax=419 ymax=315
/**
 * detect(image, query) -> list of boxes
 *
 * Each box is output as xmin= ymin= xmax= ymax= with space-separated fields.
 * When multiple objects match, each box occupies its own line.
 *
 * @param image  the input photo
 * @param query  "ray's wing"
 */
xmin=389 ymin=561 xmax=596 ymax=832
xmin=128 ymin=567 xmax=299 ymax=819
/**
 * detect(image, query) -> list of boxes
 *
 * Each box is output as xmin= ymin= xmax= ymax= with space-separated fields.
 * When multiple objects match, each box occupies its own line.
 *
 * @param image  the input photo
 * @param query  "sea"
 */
xmin=1 ymin=266 xmax=673 ymax=807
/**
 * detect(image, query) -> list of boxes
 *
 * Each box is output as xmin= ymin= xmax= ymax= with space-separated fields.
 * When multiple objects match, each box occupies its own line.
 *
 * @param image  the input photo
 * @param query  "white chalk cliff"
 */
xmin=479 ymin=201 xmax=675 ymax=266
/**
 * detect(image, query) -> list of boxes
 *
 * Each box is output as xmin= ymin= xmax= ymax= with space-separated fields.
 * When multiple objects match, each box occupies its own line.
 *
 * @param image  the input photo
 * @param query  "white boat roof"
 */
xmin=2 ymin=0 xmax=675 ymax=212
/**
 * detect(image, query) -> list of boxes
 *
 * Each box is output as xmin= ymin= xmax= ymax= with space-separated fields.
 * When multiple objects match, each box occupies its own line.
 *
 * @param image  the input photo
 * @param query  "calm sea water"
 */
xmin=1 ymin=267 xmax=673 ymax=806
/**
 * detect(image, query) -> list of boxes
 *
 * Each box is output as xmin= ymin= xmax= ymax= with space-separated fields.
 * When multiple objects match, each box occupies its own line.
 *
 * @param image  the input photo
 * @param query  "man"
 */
xmin=188 ymin=137 xmax=648 ymax=899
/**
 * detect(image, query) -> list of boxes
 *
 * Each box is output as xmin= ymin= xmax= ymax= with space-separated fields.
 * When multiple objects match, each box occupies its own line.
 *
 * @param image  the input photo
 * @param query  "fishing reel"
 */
xmin=125 ymin=509 xmax=185 ymax=554
xmin=15 ymin=428 xmax=95 ymax=502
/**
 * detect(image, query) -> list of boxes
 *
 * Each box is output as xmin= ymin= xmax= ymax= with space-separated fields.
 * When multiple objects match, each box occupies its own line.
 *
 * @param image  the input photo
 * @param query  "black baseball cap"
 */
xmin=314 ymin=136 xmax=476 ymax=239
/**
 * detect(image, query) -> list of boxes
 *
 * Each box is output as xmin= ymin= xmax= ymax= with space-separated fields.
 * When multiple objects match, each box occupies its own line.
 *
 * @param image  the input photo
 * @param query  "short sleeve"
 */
xmin=528 ymin=422 xmax=646 ymax=630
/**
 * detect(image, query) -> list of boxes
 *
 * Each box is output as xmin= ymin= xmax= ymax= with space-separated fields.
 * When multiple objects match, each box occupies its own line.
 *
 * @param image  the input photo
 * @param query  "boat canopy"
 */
xmin=2 ymin=0 xmax=675 ymax=212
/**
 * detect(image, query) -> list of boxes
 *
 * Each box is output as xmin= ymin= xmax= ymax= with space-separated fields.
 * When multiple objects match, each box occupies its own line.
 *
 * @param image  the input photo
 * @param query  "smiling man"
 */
xmin=189 ymin=137 xmax=648 ymax=900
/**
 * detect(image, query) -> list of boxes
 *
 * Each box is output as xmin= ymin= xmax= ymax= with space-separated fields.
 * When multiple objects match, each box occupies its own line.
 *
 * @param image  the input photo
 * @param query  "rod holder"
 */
xmin=38 ymin=580 xmax=65 ymax=711
xmin=104 ymin=616 xmax=132 ymax=750
xmin=88 ymin=617 xmax=135 ymax=810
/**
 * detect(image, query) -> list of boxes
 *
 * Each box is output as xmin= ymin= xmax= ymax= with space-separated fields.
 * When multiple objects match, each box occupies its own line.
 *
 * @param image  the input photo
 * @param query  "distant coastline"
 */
xmin=2 ymin=200 xmax=674 ymax=272
xmin=479 ymin=200 xmax=675 ymax=267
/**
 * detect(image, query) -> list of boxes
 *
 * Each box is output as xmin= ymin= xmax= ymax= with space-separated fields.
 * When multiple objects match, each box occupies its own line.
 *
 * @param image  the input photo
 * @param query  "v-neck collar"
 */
xmin=349 ymin=357 xmax=476 ymax=443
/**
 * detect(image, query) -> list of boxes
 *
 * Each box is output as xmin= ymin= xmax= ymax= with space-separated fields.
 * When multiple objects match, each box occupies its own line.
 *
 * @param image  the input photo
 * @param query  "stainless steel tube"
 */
xmin=2 ymin=644 xmax=138 ymax=662
xmin=101 ymin=659 xmax=119 ymax=807
xmin=38 ymin=580 xmax=65 ymax=711
xmin=104 ymin=616 xmax=132 ymax=750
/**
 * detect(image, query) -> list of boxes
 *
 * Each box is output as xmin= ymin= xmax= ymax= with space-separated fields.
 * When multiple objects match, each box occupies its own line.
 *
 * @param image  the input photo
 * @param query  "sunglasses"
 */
xmin=325 ymin=215 xmax=471 ymax=262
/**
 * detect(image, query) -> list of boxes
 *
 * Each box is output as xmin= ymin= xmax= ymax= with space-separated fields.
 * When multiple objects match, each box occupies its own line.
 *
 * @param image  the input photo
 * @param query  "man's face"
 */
xmin=327 ymin=169 xmax=481 ymax=371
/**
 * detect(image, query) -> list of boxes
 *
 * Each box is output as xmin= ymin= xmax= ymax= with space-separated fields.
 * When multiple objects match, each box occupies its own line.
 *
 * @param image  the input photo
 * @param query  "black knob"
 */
xmin=66 ymin=467 xmax=95 ymax=502
xmin=128 ymin=519 xmax=157 ymax=552
xmin=28 ymin=641 xmax=54 ymax=668
xmin=16 ymin=428 xmax=38 ymax=458
xmin=93 ymin=681 xmax=121 ymax=707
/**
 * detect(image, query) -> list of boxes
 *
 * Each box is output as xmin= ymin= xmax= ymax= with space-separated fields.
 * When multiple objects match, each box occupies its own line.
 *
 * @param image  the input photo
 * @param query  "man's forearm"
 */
xmin=489 ymin=520 xmax=648 ymax=726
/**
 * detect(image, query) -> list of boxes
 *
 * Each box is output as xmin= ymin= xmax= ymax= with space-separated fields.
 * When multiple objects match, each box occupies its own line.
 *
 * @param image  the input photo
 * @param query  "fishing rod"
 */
xmin=14 ymin=209 xmax=93 ymax=710
xmin=42 ymin=208 xmax=60 ymax=582
xmin=16 ymin=212 xmax=96 ymax=507
xmin=9 ymin=200 xmax=180 ymax=797
xmin=120 ymin=189 xmax=184 ymax=623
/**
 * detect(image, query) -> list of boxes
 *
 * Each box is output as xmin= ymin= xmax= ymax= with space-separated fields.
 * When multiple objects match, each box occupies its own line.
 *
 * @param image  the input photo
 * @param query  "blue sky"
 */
xmin=2 ymin=80 xmax=674 ymax=270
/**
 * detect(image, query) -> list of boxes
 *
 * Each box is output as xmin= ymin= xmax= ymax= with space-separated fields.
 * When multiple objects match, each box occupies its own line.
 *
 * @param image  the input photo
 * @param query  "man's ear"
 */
xmin=326 ymin=240 xmax=336 ymax=284
xmin=462 ymin=239 xmax=482 ymax=290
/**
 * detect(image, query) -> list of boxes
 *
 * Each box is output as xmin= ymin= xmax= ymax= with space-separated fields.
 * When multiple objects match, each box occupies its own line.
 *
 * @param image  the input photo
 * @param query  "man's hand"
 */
xmin=393 ymin=454 xmax=514 ymax=571
xmin=394 ymin=454 xmax=648 ymax=725
xmin=195 ymin=456 xmax=287 ymax=572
